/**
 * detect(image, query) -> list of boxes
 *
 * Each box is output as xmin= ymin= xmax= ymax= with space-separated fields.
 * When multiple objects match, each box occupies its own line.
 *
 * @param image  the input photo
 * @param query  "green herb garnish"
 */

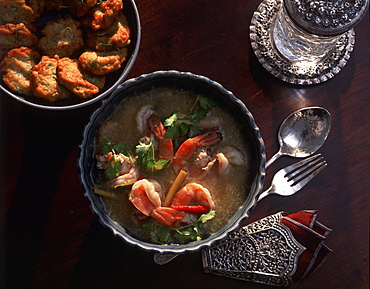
xmin=104 ymin=155 xmax=123 ymax=179
xmin=173 ymin=209 xmax=215 ymax=243
xmin=161 ymin=96 xmax=216 ymax=142
xmin=143 ymin=209 xmax=216 ymax=244
xmin=188 ymin=95 xmax=217 ymax=123
xmin=143 ymin=221 xmax=172 ymax=244
xmin=100 ymin=138 xmax=131 ymax=180
xmin=135 ymin=139 xmax=170 ymax=172
xmin=163 ymin=112 xmax=202 ymax=141
xmin=101 ymin=138 xmax=130 ymax=156
xmin=163 ymin=112 xmax=180 ymax=139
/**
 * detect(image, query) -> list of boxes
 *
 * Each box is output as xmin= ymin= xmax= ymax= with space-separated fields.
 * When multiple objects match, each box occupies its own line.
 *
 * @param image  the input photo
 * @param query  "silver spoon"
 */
xmin=266 ymin=106 xmax=331 ymax=168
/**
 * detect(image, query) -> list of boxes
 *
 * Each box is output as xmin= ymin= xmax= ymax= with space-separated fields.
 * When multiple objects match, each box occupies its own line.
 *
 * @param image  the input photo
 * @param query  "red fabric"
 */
xmin=281 ymin=210 xmax=333 ymax=282
xmin=306 ymin=244 xmax=333 ymax=276
xmin=284 ymin=210 xmax=316 ymax=227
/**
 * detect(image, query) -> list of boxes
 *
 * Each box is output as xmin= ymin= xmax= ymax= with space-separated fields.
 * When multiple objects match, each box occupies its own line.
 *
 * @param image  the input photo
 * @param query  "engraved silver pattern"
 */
xmin=286 ymin=0 xmax=369 ymax=35
xmin=250 ymin=0 xmax=355 ymax=85
xmin=202 ymin=212 xmax=305 ymax=287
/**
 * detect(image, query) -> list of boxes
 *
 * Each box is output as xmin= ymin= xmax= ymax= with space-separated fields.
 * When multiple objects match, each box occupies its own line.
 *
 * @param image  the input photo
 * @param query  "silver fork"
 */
xmin=258 ymin=153 xmax=327 ymax=202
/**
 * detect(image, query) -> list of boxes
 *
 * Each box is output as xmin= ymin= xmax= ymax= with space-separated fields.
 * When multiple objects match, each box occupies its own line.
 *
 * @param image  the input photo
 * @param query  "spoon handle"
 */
xmin=265 ymin=151 xmax=282 ymax=168
xmin=154 ymin=253 xmax=179 ymax=265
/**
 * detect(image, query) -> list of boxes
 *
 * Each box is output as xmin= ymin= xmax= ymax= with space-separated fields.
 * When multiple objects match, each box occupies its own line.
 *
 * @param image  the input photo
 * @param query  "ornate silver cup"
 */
xmin=250 ymin=0 xmax=369 ymax=84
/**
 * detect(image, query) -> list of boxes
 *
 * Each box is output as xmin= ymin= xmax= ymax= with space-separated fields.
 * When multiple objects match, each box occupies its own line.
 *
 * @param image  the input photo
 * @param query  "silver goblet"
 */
xmin=250 ymin=0 xmax=369 ymax=85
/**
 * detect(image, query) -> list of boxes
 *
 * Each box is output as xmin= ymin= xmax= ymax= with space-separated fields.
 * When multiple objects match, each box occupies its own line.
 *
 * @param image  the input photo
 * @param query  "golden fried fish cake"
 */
xmin=27 ymin=0 xmax=47 ymax=18
xmin=0 ymin=50 xmax=8 ymax=62
xmin=0 ymin=47 xmax=40 ymax=96
xmin=64 ymin=0 xmax=97 ymax=18
xmin=57 ymin=57 xmax=100 ymax=98
xmin=45 ymin=0 xmax=65 ymax=11
xmin=0 ymin=0 xmax=36 ymax=25
xmin=78 ymin=48 xmax=128 ymax=76
xmin=83 ymin=0 xmax=123 ymax=30
xmin=0 ymin=23 xmax=38 ymax=52
xmin=30 ymin=56 xmax=72 ymax=102
xmin=38 ymin=18 xmax=84 ymax=58
xmin=86 ymin=12 xmax=131 ymax=51
xmin=83 ymin=73 xmax=106 ymax=91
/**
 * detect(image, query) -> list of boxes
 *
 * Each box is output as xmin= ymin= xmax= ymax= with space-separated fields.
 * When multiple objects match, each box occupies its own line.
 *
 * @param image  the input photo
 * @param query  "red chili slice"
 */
xmin=170 ymin=205 xmax=210 ymax=214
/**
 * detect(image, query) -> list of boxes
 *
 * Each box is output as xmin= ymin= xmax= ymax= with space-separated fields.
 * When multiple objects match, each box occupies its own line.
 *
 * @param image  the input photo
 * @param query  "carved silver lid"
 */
xmin=284 ymin=0 xmax=369 ymax=35
xmin=202 ymin=212 xmax=305 ymax=287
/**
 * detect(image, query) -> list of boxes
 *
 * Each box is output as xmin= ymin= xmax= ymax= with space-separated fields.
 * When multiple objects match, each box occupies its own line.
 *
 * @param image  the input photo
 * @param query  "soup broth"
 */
xmin=95 ymin=87 xmax=253 ymax=243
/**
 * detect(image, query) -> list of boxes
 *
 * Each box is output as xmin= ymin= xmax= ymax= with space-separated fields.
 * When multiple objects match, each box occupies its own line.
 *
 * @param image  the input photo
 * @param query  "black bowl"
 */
xmin=0 ymin=0 xmax=141 ymax=110
xmin=78 ymin=71 xmax=265 ymax=254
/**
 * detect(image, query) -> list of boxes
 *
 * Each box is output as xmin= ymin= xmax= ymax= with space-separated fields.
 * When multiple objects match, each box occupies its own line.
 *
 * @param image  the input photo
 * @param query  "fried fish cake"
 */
xmin=45 ymin=0 xmax=66 ymax=11
xmin=78 ymin=48 xmax=128 ymax=76
xmin=28 ymin=0 xmax=63 ymax=15
xmin=64 ymin=0 xmax=97 ymax=18
xmin=30 ymin=56 xmax=72 ymax=102
xmin=0 ymin=23 xmax=38 ymax=51
xmin=0 ymin=50 xmax=8 ymax=62
xmin=83 ymin=73 xmax=106 ymax=91
xmin=0 ymin=47 xmax=40 ymax=96
xmin=38 ymin=18 xmax=84 ymax=58
xmin=57 ymin=57 xmax=101 ymax=98
xmin=82 ymin=0 xmax=123 ymax=30
xmin=85 ymin=12 xmax=131 ymax=51
xmin=27 ymin=0 xmax=47 ymax=18
xmin=0 ymin=0 xmax=36 ymax=25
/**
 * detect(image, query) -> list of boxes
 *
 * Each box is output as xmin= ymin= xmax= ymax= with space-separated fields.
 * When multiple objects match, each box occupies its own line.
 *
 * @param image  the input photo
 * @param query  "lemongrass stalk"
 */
xmin=93 ymin=188 xmax=117 ymax=199
xmin=163 ymin=170 xmax=187 ymax=206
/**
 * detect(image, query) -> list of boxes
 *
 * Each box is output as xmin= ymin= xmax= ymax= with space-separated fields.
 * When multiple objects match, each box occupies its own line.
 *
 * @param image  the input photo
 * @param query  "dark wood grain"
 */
xmin=1 ymin=1 xmax=369 ymax=288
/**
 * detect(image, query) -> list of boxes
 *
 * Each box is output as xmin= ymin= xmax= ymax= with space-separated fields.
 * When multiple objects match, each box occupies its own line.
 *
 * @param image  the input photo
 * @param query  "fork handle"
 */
xmin=257 ymin=186 xmax=275 ymax=202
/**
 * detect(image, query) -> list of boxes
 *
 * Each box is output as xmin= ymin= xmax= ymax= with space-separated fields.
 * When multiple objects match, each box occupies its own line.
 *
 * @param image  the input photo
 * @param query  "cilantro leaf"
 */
xmin=141 ymin=210 xmax=216 ymax=245
xmin=135 ymin=141 xmax=153 ymax=167
xmin=113 ymin=142 xmax=130 ymax=156
xmin=188 ymin=95 xmax=217 ymax=123
xmin=198 ymin=209 xmax=216 ymax=223
xmin=198 ymin=96 xmax=217 ymax=110
xmin=163 ymin=112 xmax=202 ymax=140
xmin=101 ymin=138 xmax=130 ymax=156
xmin=135 ymin=140 xmax=169 ymax=172
xmin=178 ymin=122 xmax=189 ymax=136
xmin=163 ymin=112 xmax=178 ymax=127
xmin=100 ymin=139 xmax=131 ymax=179
xmin=143 ymin=221 xmax=172 ymax=244
xmin=173 ymin=227 xmax=198 ymax=244
xmin=173 ymin=209 xmax=216 ymax=243
xmin=153 ymin=159 xmax=170 ymax=170
xmin=105 ymin=156 xmax=123 ymax=179
xmin=165 ymin=125 xmax=179 ymax=139
xmin=163 ymin=112 xmax=180 ymax=139
xmin=101 ymin=138 xmax=113 ymax=154
xmin=187 ymin=123 xmax=202 ymax=137
xmin=189 ymin=108 xmax=209 ymax=123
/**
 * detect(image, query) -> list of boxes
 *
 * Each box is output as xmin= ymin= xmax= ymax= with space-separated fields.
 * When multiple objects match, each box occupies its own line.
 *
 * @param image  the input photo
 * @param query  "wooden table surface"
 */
xmin=1 ymin=1 xmax=369 ymax=288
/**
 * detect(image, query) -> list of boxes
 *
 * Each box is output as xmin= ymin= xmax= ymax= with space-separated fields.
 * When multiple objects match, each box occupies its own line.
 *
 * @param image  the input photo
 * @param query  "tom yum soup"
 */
xmin=93 ymin=87 xmax=250 ymax=245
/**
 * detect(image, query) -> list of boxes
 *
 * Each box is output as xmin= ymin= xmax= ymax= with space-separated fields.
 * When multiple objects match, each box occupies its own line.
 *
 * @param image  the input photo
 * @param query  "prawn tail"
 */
xmin=196 ymin=127 xmax=222 ymax=147
xmin=148 ymin=114 xmax=165 ymax=139
xmin=150 ymin=207 xmax=185 ymax=226
xmin=159 ymin=137 xmax=174 ymax=160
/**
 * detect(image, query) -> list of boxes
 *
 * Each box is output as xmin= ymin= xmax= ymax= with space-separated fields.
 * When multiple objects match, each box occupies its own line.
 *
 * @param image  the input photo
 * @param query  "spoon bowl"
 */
xmin=266 ymin=107 xmax=331 ymax=168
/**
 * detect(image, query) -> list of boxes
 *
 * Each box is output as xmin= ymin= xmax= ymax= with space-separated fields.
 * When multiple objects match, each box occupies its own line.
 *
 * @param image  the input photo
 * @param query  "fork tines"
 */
xmin=284 ymin=154 xmax=327 ymax=189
